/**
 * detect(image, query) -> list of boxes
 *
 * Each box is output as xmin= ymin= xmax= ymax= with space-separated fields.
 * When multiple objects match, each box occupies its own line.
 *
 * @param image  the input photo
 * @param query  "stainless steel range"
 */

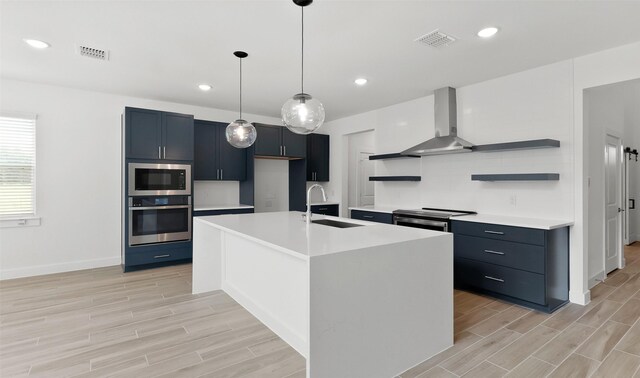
xmin=392 ymin=208 xmax=476 ymax=232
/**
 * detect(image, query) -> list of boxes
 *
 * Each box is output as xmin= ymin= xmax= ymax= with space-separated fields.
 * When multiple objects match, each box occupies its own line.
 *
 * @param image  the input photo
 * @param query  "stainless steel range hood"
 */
xmin=401 ymin=87 xmax=473 ymax=156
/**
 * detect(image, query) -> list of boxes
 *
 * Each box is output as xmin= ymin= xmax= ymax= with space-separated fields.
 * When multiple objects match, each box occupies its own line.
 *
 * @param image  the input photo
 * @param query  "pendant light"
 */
xmin=226 ymin=51 xmax=257 ymax=148
xmin=281 ymin=0 xmax=325 ymax=135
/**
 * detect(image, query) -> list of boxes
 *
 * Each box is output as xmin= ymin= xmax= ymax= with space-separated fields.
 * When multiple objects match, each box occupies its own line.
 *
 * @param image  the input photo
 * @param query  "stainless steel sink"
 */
xmin=311 ymin=219 xmax=363 ymax=228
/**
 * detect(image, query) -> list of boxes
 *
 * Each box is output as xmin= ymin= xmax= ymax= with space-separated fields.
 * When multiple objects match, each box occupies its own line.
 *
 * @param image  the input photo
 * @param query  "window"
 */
xmin=0 ymin=114 xmax=36 ymax=217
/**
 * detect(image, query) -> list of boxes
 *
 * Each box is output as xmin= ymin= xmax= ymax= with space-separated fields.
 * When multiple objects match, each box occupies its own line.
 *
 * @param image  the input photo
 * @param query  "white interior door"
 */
xmin=605 ymin=133 xmax=623 ymax=274
xmin=358 ymin=152 xmax=375 ymax=206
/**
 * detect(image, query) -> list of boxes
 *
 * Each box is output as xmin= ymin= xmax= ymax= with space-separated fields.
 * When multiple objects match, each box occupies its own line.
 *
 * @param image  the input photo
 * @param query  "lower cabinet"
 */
xmin=193 ymin=208 xmax=254 ymax=217
xmin=350 ymin=210 xmax=393 ymax=224
xmin=452 ymin=220 xmax=569 ymax=313
xmin=310 ymin=204 xmax=338 ymax=216
xmin=123 ymin=241 xmax=192 ymax=272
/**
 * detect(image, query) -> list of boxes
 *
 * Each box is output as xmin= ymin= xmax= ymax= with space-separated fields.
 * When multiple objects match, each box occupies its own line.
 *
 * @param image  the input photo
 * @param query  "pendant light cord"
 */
xmin=301 ymin=6 xmax=304 ymax=94
xmin=239 ymin=57 xmax=242 ymax=119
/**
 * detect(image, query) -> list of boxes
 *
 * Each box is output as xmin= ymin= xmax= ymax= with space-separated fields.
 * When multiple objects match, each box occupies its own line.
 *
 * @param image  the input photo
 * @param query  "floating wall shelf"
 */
xmin=369 ymin=176 xmax=421 ymax=182
xmin=369 ymin=153 xmax=420 ymax=160
xmin=472 ymin=173 xmax=560 ymax=182
xmin=472 ymin=139 xmax=560 ymax=152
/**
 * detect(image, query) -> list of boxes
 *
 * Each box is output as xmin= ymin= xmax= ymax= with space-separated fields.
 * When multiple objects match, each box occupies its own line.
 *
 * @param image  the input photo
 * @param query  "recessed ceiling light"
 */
xmin=477 ymin=27 xmax=499 ymax=38
xmin=24 ymin=39 xmax=50 ymax=49
xmin=198 ymin=84 xmax=212 ymax=91
xmin=354 ymin=78 xmax=368 ymax=86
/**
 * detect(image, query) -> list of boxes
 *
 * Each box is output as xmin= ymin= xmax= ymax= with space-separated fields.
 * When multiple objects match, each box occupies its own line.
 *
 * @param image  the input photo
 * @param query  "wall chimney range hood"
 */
xmin=401 ymin=87 xmax=474 ymax=156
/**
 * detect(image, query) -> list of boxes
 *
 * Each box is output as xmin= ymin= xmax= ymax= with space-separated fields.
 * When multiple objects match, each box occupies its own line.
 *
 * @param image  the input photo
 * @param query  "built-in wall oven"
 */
xmin=128 ymin=162 xmax=191 ymax=196
xmin=128 ymin=195 xmax=192 ymax=246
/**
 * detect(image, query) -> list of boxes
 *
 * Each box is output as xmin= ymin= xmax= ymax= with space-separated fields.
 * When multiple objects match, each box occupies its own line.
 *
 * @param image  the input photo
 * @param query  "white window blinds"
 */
xmin=0 ymin=114 xmax=36 ymax=216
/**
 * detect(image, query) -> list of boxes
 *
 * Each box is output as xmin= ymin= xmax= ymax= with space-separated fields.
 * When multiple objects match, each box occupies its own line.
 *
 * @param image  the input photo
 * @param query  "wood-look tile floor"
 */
xmin=0 ymin=243 xmax=638 ymax=377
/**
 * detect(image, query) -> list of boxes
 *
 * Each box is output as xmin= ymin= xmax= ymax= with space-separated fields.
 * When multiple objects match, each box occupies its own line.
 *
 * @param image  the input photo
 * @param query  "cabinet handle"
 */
xmin=217 ymin=169 xmax=220 ymax=180
xmin=154 ymin=254 xmax=171 ymax=259
xmin=158 ymin=146 xmax=161 ymax=159
xmin=484 ymin=250 xmax=505 ymax=255
xmin=314 ymin=172 xmax=317 ymax=181
xmin=362 ymin=215 xmax=374 ymax=219
xmin=284 ymin=146 xmax=286 ymax=156
xmin=163 ymin=146 xmax=166 ymax=159
xmin=484 ymin=275 xmax=504 ymax=283
xmin=318 ymin=207 xmax=327 ymax=211
xmin=484 ymin=230 xmax=504 ymax=235
xmin=280 ymin=146 xmax=283 ymax=156
xmin=220 ymin=169 xmax=223 ymax=180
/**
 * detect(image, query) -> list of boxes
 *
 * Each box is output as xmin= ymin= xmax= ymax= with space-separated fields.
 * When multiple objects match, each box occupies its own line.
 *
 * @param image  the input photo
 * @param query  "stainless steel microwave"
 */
xmin=128 ymin=163 xmax=191 ymax=196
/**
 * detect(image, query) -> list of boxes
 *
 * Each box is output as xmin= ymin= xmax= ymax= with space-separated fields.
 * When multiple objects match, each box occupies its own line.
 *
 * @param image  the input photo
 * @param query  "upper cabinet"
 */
xmin=307 ymin=133 xmax=330 ymax=182
xmin=125 ymin=107 xmax=194 ymax=161
xmin=194 ymin=120 xmax=246 ymax=181
xmin=253 ymin=123 xmax=306 ymax=159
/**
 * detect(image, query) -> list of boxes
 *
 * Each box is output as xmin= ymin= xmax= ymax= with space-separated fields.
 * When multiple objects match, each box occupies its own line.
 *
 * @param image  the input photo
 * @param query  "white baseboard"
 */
xmin=0 ymin=257 xmax=121 ymax=280
xmin=589 ymin=271 xmax=605 ymax=289
xmin=569 ymin=289 xmax=591 ymax=306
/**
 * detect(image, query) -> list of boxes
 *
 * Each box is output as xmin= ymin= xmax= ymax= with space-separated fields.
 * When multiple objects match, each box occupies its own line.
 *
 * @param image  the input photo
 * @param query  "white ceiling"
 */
xmin=2 ymin=1 xmax=640 ymax=121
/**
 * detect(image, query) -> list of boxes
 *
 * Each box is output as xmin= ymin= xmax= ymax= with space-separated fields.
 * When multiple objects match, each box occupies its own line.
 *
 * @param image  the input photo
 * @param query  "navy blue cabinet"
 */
xmin=194 ymin=120 xmax=246 ymax=181
xmin=307 ymin=133 xmax=330 ymax=182
xmin=254 ymin=123 xmax=306 ymax=158
xmin=351 ymin=210 xmax=393 ymax=224
xmin=125 ymin=107 xmax=193 ymax=161
xmin=452 ymin=220 xmax=569 ymax=313
xmin=310 ymin=204 xmax=339 ymax=216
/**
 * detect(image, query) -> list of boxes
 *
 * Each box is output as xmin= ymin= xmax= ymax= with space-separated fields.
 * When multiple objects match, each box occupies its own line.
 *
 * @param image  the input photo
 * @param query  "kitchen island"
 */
xmin=193 ymin=211 xmax=453 ymax=378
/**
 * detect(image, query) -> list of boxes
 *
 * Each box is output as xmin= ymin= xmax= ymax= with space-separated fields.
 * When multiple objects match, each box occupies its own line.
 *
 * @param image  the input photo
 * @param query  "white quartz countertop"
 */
xmin=348 ymin=205 xmax=397 ymax=214
xmin=194 ymin=204 xmax=254 ymax=211
xmin=454 ymin=214 xmax=574 ymax=230
xmin=195 ymin=211 xmax=448 ymax=259
xmin=309 ymin=201 xmax=340 ymax=206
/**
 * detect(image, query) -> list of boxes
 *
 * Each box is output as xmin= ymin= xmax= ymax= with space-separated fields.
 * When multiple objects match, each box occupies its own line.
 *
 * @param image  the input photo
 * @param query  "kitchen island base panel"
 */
xmin=223 ymin=232 xmax=309 ymax=358
xmin=193 ymin=215 xmax=453 ymax=378
xmin=192 ymin=220 xmax=222 ymax=294
xmin=309 ymin=237 xmax=453 ymax=378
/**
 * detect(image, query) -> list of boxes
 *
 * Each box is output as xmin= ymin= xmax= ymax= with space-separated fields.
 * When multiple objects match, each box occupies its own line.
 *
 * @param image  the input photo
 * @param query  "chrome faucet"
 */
xmin=306 ymin=184 xmax=327 ymax=223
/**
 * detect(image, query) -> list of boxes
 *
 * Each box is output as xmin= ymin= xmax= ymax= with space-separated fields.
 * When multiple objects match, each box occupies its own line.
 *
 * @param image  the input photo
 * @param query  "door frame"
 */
xmin=603 ymin=129 xmax=625 ymax=278
xmin=356 ymin=149 xmax=375 ymax=207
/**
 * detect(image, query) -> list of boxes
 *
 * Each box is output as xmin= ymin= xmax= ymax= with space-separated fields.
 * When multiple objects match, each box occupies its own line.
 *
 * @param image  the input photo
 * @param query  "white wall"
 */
xmin=254 ymin=159 xmax=289 ymax=213
xmin=326 ymin=61 xmax=574 ymax=219
xmin=0 ymin=78 xmax=280 ymax=279
xmin=584 ymin=79 xmax=640 ymax=285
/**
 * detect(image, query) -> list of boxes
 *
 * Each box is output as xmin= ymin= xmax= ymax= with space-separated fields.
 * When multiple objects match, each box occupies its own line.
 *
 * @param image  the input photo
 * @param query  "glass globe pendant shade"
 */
xmin=225 ymin=119 xmax=257 ymax=148
xmin=281 ymin=93 xmax=325 ymax=135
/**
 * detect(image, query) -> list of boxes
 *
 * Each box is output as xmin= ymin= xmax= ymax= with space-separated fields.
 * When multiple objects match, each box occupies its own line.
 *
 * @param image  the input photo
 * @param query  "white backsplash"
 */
xmin=193 ymin=181 xmax=240 ymax=206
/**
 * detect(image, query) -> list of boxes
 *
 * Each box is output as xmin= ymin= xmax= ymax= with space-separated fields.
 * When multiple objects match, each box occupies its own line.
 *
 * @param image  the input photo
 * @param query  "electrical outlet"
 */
xmin=509 ymin=195 xmax=517 ymax=206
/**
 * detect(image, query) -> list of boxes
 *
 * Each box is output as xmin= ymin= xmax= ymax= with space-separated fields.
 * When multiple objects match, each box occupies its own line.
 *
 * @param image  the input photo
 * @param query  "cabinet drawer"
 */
xmin=452 ymin=220 xmax=545 ymax=246
xmin=311 ymin=204 xmax=339 ymax=216
xmin=454 ymin=235 xmax=545 ymax=274
xmin=455 ymin=258 xmax=546 ymax=305
xmin=126 ymin=246 xmax=192 ymax=266
xmin=350 ymin=210 xmax=393 ymax=224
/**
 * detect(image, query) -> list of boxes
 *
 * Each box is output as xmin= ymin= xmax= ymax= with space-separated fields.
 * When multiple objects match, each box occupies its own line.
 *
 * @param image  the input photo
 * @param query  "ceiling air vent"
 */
xmin=78 ymin=45 xmax=109 ymax=61
xmin=415 ymin=30 xmax=456 ymax=48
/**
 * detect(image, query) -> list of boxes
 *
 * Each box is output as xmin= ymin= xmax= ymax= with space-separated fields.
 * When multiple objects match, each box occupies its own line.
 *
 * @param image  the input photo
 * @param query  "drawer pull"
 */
xmin=318 ymin=208 xmax=327 ymax=211
xmin=484 ymin=275 xmax=505 ymax=283
xmin=484 ymin=250 xmax=505 ymax=255
xmin=154 ymin=254 xmax=171 ymax=259
xmin=362 ymin=215 xmax=374 ymax=219
xmin=484 ymin=230 xmax=505 ymax=235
